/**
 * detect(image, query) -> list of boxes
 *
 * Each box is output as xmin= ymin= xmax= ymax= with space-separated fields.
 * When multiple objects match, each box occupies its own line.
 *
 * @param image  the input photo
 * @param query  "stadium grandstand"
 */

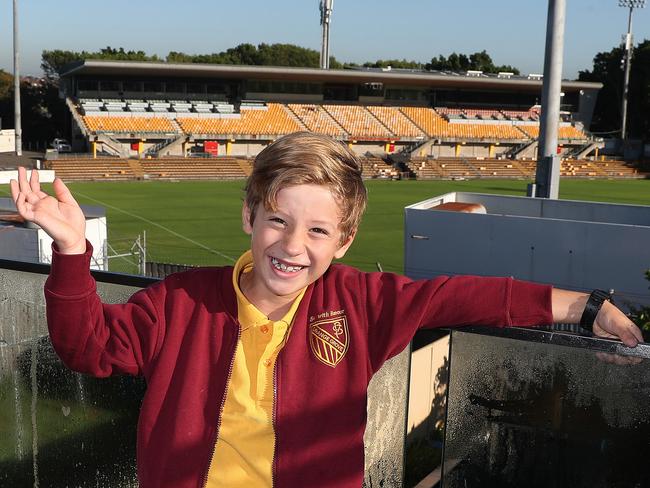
xmin=49 ymin=59 xmax=644 ymax=180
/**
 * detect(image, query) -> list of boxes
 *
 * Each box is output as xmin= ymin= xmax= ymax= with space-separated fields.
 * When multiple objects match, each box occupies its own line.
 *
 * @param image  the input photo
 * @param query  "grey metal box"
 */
xmin=404 ymin=192 xmax=650 ymax=309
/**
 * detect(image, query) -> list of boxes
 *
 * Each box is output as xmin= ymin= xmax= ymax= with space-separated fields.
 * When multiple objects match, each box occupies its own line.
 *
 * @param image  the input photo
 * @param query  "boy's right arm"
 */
xmin=45 ymin=242 xmax=165 ymax=377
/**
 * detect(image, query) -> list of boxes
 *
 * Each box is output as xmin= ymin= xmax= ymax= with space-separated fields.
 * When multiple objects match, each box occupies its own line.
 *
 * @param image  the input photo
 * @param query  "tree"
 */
xmin=425 ymin=50 xmax=520 ymax=74
xmin=0 ymin=70 xmax=13 ymax=130
xmin=41 ymin=50 xmax=88 ymax=81
xmin=165 ymin=43 xmax=327 ymax=68
xmin=362 ymin=59 xmax=424 ymax=70
xmin=579 ymin=40 xmax=650 ymax=139
xmin=42 ymin=47 xmax=160 ymax=82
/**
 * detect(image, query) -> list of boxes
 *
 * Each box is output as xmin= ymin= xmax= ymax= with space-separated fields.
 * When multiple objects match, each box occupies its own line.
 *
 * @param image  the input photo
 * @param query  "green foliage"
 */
xmin=41 ymin=45 xmax=520 ymax=77
xmin=0 ymin=69 xmax=12 ymax=99
xmin=362 ymin=59 xmax=425 ymax=70
xmin=20 ymin=79 xmax=68 ymax=142
xmin=167 ymin=43 xmax=324 ymax=68
xmin=0 ymin=68 xmax=67 ymax=141
xmin=425 ymin=50 xmax=520 ymax=74
xmin=629 ymin=270 xmax=650 ymax=331
xmin=0 ymin=70 xmax=13 ymax=128
xmin=41 ymin=47 xmax=160 ymax=81
xmin=578 ymin=39 xmax=650 ymax=138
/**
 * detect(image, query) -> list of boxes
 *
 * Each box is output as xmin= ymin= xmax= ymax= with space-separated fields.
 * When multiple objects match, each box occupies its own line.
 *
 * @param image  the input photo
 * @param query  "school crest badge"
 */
xmin=309 ymin=315 xmax=349 ymax=368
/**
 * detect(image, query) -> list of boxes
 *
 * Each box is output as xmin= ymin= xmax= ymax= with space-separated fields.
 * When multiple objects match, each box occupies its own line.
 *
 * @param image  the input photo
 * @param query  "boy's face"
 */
xmin=242 ymin=184 xmax=355 ymax=310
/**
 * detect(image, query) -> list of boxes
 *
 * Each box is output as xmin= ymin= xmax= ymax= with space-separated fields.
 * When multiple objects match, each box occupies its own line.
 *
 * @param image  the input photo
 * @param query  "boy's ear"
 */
xmin=242 ymin=203 xmax=253 ymax=235
xmin=333 ymin=229 xmax=357 ymax=259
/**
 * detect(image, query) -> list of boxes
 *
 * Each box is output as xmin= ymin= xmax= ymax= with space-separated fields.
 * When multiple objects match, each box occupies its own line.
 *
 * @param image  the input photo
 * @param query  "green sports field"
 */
xmin=2 ymin=178 xmax=650 ymax=274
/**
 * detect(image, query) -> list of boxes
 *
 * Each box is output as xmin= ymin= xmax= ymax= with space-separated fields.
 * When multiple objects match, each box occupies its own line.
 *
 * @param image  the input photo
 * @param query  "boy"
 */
xmin=10 ymin=132 xmax=642 ymax=488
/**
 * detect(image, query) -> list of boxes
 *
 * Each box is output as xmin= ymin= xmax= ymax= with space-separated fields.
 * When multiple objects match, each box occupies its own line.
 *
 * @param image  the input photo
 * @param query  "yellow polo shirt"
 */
xmin=206 ymin=251 xmax=306 ymax=487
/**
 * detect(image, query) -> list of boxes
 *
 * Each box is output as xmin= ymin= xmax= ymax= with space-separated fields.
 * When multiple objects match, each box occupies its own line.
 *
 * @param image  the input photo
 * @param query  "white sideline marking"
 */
xmin=73 ymin=190 xmax=236 ymax=263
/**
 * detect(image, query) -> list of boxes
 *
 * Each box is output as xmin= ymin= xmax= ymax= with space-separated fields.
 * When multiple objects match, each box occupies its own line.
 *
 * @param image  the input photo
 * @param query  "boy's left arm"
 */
xmin=361 ymin=273 xmax=643 ymax=372
xmin=551 ymin=288 xmax=643 ymax=348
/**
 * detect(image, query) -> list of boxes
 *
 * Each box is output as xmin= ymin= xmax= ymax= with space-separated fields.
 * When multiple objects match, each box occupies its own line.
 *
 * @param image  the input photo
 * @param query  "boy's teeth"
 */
xmin=271 ymin=257 xmax=303 ymax=273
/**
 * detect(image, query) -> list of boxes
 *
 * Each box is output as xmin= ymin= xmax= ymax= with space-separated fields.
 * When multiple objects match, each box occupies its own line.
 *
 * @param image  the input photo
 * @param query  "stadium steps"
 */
xmin=598 ymin=160 xmax=643 ymax=178
xmin=67 ymin=98 xmax=90 ymax=137
xmin=281 ymin=105 xmax=308 ymax=131
xmin=48 ymin=158 xmax=135 ymax=182
xmin=236 ymin=158 xmax=252 ymax=177
xmin=367 ymin=106 xmax=425 ymax=139
xmin=364 ymin=108 xmax=397 ymax=139
xmin=286 ymin=104 xmax=347 ymax=138
xmin=585 ymin=161 xmax=608 ymax=177
xmin=140 ymin=157 xmax=248 ymax=180
xmin=437 ymin=158 xmax=479 ymax=179
xmin=127 ymin=160 xmax=146 ymax=179
xmin=360 ymin=156 xmax=390 ymax=179
xmin=150 ymin=134 xmax=187 ymax=157
xmin=510 ymin=160 xmax=534 ymax=178
xmin=462 ymin=159 xmax=483 ymax=177
xmin=407 ymin=159 xmax=445 ymax=179
xmin=509 ymin=139 xmax=538 ymax=160
xmin=96 ymin=134 xmax=130 ymax=158
xmin=322 ymin=105 xmax=391 ymax=140
xmin=427 ymin=159 xmax=447 ymax=178
xmin=567 ymin=140 xmax=604 ymax=159
xmin=561 ymin=160 xmax=598 ymax=177
xmin=471 ymin=159 xmax=528 ymax=178
xmin=418 ymin=158 xmax=447 ymax=178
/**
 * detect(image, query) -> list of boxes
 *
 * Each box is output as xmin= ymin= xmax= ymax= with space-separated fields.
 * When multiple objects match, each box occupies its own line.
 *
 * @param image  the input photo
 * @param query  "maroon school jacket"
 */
xmin=44 ymin=244 xmax=552 ymax=488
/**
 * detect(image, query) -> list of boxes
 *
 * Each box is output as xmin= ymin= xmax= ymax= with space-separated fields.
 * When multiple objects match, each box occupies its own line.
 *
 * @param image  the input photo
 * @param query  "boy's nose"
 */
xmin=282 ymin=229 xmax=305 ymax=256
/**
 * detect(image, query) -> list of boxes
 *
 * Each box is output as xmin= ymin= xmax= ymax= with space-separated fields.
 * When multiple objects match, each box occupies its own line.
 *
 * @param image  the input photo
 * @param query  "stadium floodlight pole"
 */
xmin=13 ymin=0 xmax=23 ymax=156
xmin=532 ymin=0 xmax=565 ymax=199
xmin=618 ymin=0 xmax=645 ymax=141
xmin=319 ymin=0 xmax=334 ymax=69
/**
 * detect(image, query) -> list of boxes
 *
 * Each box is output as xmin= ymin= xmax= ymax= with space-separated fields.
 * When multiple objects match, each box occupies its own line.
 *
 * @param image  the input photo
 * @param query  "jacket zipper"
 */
xmin=201 ymin=323 xmax=240 ymax=488
xmin=271 ymin=349 xmax=281 ymax=487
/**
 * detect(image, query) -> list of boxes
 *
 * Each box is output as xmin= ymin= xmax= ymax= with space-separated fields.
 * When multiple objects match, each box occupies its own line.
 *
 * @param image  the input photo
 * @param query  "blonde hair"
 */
xmin=244 ymin=132 xmax=367 ymax=242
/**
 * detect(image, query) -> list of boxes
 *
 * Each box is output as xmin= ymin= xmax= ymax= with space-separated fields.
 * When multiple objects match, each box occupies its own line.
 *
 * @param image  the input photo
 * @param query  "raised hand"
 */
xmin=10 ymin=167 xmax=87 ymax=254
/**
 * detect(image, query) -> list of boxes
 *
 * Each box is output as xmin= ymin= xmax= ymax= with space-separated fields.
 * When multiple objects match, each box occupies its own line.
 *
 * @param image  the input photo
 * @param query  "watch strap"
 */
xmin=579 ymin=289 xmax=611 ymax=330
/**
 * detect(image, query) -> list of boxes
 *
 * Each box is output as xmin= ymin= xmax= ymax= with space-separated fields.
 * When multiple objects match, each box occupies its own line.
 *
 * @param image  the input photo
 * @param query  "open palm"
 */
xmin=10 ymin=167 xmax=87 ymax=254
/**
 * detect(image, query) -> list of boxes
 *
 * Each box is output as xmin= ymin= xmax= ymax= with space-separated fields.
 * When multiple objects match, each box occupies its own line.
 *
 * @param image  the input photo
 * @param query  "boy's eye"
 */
xmin=269 ymin=217 xmax=286 ymax=225
xmin=311 ymin=227 xmax=329 ymax=236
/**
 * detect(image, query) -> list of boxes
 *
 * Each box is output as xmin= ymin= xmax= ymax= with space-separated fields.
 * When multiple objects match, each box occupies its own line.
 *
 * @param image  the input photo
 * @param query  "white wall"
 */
xmin=0 ymin=129 xmax=15 ymax=152
xmin=0 ymin=170 xmax=55 ymax=184
xmin=38 ymin=217 xmax=107 ymax=270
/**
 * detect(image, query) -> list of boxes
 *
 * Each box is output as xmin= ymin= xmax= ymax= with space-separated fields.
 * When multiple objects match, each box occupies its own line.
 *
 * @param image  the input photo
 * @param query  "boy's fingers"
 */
xmin=52 ymin=178 xmax=78 ymax=205
xmin=15 ymin=192 xmax=31 ymax=219
xmin=29 ymin=169 xmax=41 ymax=194
xmin=18 ymin=167 xmax=33 ymax=196
xmin=613 ymin=319 xmax=643 ymax=347
xmin=9 ymin=179 xmax=19 ymax=204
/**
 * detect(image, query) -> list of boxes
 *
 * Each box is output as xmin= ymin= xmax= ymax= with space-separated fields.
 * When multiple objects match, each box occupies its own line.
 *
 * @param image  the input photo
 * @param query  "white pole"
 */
xmin=533 ymin=0 xmax=565 ymax=199
xmin=13 ymin=0 xmax=22 ymax=156
xmin=142 ymin=230 xmax=147 ymax=276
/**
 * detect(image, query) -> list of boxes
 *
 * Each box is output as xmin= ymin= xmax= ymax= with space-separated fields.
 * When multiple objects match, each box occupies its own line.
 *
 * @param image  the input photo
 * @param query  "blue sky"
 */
xmin=1 ymin=0 xmax=649 ymax=79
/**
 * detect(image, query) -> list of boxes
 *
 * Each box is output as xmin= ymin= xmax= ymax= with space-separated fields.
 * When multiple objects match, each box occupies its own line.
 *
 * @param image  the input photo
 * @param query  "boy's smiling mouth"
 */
xmin=271 ymin=257 xmax=306 ymax=273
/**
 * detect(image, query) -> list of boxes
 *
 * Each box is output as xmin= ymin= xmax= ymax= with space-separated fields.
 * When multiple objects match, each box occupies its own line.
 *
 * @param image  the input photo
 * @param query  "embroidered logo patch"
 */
xmin=309 ymin=315 xmax=349 ymax=368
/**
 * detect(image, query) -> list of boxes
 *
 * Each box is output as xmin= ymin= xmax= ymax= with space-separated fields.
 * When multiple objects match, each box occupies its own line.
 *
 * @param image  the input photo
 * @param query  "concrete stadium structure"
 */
xmin=58 ymin=60 xmax=603 ymax=161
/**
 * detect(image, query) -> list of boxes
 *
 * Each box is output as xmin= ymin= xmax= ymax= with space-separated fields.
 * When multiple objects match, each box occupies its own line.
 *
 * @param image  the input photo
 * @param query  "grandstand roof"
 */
xmin=60 ymin=60 xmax=601 ymax=93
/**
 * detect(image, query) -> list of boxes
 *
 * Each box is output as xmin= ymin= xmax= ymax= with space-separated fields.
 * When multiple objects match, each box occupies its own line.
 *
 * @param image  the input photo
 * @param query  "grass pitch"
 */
xmin=2 ymin=178 xmax=649 ymax=274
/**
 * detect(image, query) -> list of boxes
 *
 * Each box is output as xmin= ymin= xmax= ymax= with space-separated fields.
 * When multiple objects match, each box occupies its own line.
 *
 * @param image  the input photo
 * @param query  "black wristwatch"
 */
xmin=579 ymin=289 xmax=611 ymax=330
